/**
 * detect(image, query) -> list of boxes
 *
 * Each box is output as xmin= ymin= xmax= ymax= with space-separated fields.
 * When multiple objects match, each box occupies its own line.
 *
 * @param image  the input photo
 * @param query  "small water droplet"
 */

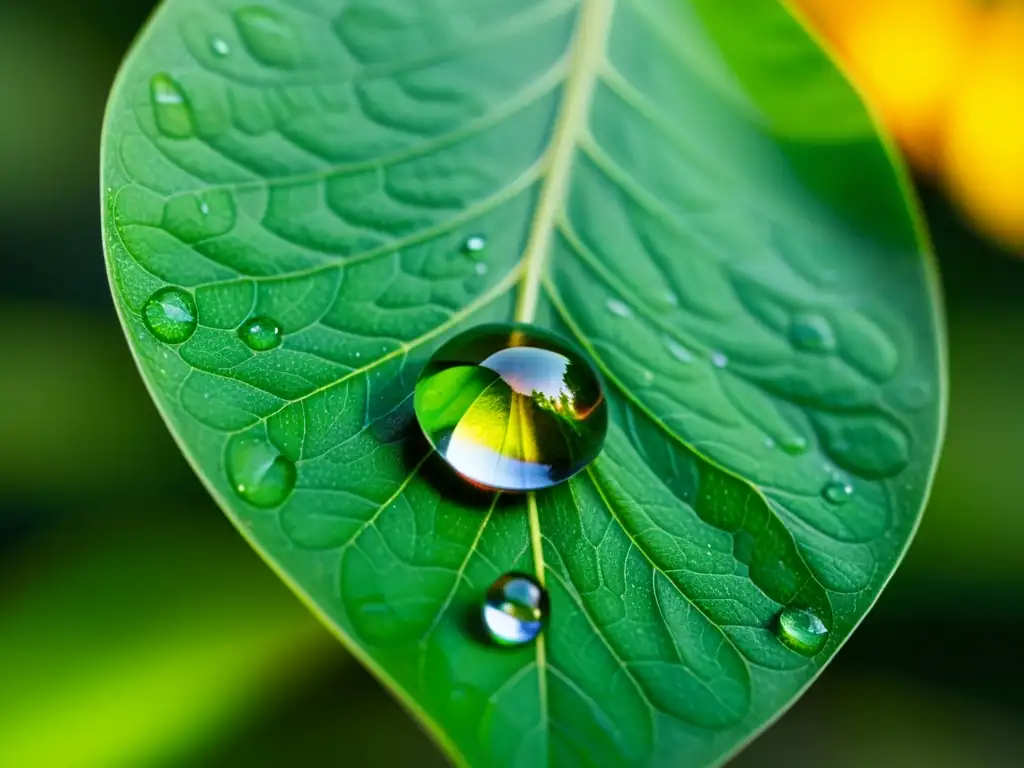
xmin=226 ymin=435 xmax=296 ymax=508
xmin=663 ymin=336 xmax=693 ymax=363
xmin=780 ymin=435 xmax=809 ymax=455
xmin=765 ymin=437 xmax=776 ymax=449
xmin=482 ymin=572 xmax=549 ymax=646
xmin=142 ymin=287 xmax=197 ymax=344
xmin=414 ymin=323 xmax=608 ymax=492
xmin=463 ymin=234 xmax=487 ymax=254
xmin=605 ymin=298 xmax=631 ymax=318
xmin=789 ymin=313 xmax=837 ymax=353
xmin=149 ymin=73 xmax=193 ymax=139
xmin=776 ymin=607 xmax=829 ymax=656
xmin=642 ymin=370 xmax=655 ymax=384
xmin=899 ymin=381 xmax=932 ymax=411
xmin=199 ymin=201 xmax=210 ymax=215
xmin=822 ymin=480 xmax=854 ymax=505
xmin=211 ymin=37 xmax=230 ymax=56
xmin=711 ymin=351 xmax=728 ymax=368
xmin=238 ymin=316 xmax=283 ymax=351
xmin=662 ymin=291 xmax=679 ymax=307
xmin=474 ymin=262 xmax=488 ymax=276
xmin=233 ymin=6 xmax=300 ymax=69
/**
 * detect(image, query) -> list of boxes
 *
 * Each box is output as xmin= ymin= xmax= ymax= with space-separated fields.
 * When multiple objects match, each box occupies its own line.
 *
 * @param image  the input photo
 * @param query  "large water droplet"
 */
xmin=238 ymin=316 xmax=283 ymax=351
xmin=482 ymin=572 xmax=549 ymax=647
xmin=605 ymin=298 xmax=631 ymax=318
xmin=414 ymin=323 xmax=608 ymax=492
xmin=776 ymin=607 xmax=829 ymax=656
xmin=226 ymin=436 xmax=296 ymax=508
xmin=462 ymin=234 xmax=487 ymax=254
xmin=822 ymin=480 xmax=854 ymax=505
xmin=149 ymin=73 xmax=193 ymax=139
xmin=789 ymin=313 xmax=836 ymax=353
xmin=142 ymin=287 xmax=197 ymax=344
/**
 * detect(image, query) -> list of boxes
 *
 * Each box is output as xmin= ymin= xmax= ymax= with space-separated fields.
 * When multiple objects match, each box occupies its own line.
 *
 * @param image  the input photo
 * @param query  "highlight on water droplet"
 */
xmin=211 ymin=37 xmax=230 ymax=56
xmin=822 ymin=480 xmax=854 ymax=505
xmin=226 ymin=435 xmax=296 ymax=508
xmin=779 ymin=435 xmax=809 ymax=455
xmin=776 ymin=607 xmax=829 ymax=656
xmin=605 ymin=298 xmax=631 ymax=318
xmin=482 ymin=572 xmax=549 ymax=647
xmin=463 ymin=234 xmax=487 ymax=254
xmin=663 ymin=336 xmax=693 ymax=364
xmin=414 ymin=323 xmax=608 ymax=492
xmin=142 ymin=287 xmax=197 ymax=344
xmin=789 ymin=313 xmax=837 ymax=353
xmin=149 ymin=72 xmax=193 ymax=139
xmin=474 ymin=262 xmax=488 ymax=276
xmin=238 ymin=316 xmax=283 ymax=352
xmin=899 ymin=381 xmax=932 ymax=411
xmin=711 ymin=351 xmax=729 ymax=368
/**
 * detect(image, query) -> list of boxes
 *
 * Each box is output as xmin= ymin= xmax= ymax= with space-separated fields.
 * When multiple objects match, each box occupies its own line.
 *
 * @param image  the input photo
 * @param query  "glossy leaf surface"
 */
xmin=101 ymin=0 xmax=945 ymax=764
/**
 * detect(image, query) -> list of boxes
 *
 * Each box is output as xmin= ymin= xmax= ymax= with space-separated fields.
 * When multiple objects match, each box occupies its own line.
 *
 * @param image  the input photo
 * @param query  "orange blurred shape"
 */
xmin=943 ymin=4 xmax=1024 ymax=252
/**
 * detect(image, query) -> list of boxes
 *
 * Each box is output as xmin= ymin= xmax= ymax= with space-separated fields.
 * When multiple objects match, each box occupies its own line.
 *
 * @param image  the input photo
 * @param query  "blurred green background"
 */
xmin=1 ymin=2 xmax=1022 ymax=766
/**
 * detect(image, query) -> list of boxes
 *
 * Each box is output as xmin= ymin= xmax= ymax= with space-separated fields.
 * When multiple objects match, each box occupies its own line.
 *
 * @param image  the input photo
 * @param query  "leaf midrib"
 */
xmin=510 ymin=0 xmax=615 ymax=758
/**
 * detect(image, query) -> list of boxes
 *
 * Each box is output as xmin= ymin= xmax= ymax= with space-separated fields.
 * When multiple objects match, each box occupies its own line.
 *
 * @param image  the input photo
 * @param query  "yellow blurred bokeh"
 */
xmin=794 ymin=0 xmax=1024 ymax=253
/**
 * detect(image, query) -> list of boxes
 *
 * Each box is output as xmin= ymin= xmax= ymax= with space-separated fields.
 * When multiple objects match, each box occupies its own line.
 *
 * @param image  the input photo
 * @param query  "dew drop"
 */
xmin=233 ymin=6 xmax=300 ymax=69
xmin=142 ymin=287 xmax=197 ymax=344
xmin=663 ymin=336 xmax=693 ymax=364
xmin=414 ymin=323 xmax=608 ymax=492
xmin=789 ymin=313 xmax=837 ymax=353
xmin=238 ymin=316 xmax=283 ymax=352
xmin=149 ymin=73 xmax=193 ymax=139
xmin=711 ymin=351 xmax=729 ymax=368
xmin=899 ymin=381 xmax=932 ymax=411
xmin=605 ymin=298 xmax=631 ymax=318
xmin=822 ymin=480 xmax=854 ymax=505
xmin=779 ymin=435 xmax=808 ymax=455
xmin=211 ymin=37 xmax=231 ymax=56
xmin=776 ymin=607 xmax=829 ymax=656
xmin=482 ymin=572 xmax=549 ymax=647
xmin=463 ymin=234 xmax=487 ymax=254
xmin=226 ymin=435 xmax=296 ymax=508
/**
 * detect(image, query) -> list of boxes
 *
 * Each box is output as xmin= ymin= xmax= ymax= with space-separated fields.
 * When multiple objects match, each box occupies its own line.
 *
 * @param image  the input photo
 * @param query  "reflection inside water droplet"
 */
xmin=605 ymin=298 xmax=631 ymax=318
xmin=482 ymin=572 xmax=549 ymax=646
xmin=413 ymin=323 xmax=607 ymax=492
xmin=822 ymin=480 xmax=853 ymax=505
xmin=226 ymin=435 xmax=296 ymax=508
xmin=142 ymin=287 xmax=197 ymax=344
xmin=238 ymin=316 xmax=283 ymax=352
xmin=776 ymin=607 xmax=829 ymax=656
xmin=789 ymin=313 xmax=837 ymax=353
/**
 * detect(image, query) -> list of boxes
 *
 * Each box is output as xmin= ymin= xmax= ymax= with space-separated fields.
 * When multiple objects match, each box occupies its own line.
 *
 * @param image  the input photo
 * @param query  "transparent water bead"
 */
xmin=776 ymin=607 xmax=829 ymax=656
xmin=238 ymin=316 xmax=283 ymax=351
xmin=142 ymin=287 xmax=197 ymax=344
xmin=414 ymin=324 xmax=608 ymax=492
xmin=482 ymin=572 xmax=549 ymax=647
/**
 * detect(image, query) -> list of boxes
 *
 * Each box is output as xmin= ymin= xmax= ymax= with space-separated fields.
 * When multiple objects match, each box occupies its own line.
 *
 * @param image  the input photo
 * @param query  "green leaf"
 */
xmin=100 ymin=0 xmax=946 ymax=765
